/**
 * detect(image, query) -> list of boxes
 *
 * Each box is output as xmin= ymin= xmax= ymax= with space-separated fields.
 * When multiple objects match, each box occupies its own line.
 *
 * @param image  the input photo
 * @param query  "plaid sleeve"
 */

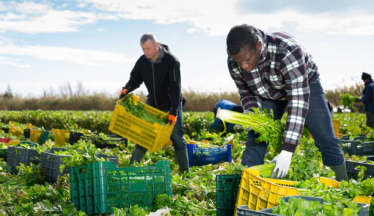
xmin=280 ymin=47 xmax=310 ymax=153
xmin=227 ymin=57 xmax=261 ymax=111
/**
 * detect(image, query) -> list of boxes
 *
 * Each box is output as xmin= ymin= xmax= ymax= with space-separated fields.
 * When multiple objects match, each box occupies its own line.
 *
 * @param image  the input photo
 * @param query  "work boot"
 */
xmin=175 ymin=148 xmax=189 ymax=173
xmin=329 ymin=162 xmax=348 ymax=182
xmin=129 ymin=145 xmax=147 ymax=164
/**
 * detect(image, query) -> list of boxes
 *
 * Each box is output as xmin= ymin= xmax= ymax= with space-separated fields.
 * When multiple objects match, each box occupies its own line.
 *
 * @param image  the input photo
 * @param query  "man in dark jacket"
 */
xmin=357 ymin=72 xmax=374 ymax=129
xmin=119 ymin=33 xmax=188 ymax=173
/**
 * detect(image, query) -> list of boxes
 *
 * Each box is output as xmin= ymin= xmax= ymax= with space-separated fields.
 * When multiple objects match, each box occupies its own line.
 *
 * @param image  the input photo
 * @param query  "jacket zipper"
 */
xmin=152 ymin=63 xmax=159 ymax=108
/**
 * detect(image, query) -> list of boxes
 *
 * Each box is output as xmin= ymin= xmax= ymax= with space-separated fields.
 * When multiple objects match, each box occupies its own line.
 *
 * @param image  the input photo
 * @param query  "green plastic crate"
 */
xmin=345 ymin=156 xmax=374 ymax=180
xmin=7 ymin=142 xmax=40 ymax=173
xmin=216 ymin=174 xmax=241 ymax=216
xmin=39 ymin=130 xmax=49 ymax=145
xmin=339 ymin=140 xmax=374 ymax=156
xmin=0 ymin=149 xmax=7 ymax=161
xmin=70 ymin=160 xmax=172 ymax=215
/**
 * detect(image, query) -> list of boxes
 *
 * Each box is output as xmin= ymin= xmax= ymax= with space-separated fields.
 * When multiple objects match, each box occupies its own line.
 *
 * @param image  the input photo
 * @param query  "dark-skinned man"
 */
xmin=226 ymin=25 xmax=347 ymax=181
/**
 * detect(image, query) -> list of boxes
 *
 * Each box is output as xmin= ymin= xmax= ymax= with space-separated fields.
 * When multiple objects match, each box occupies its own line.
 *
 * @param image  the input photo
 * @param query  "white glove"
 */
xmin=270 ymin=150 xmax=293 ymax=179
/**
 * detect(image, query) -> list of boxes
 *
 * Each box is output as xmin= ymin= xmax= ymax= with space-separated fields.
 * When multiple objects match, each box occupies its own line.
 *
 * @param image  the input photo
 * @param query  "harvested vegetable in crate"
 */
xmin=120 ymin=94 xmax=168 ymax=125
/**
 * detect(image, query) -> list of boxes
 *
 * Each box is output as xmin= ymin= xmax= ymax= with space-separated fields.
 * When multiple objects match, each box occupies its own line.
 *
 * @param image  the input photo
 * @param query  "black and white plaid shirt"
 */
xmin=228 ymin=25 xmax=319 ymax=152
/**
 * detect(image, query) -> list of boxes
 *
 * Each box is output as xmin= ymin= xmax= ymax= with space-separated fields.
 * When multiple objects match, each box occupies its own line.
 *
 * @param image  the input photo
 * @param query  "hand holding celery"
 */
xmin=216 ymin=107 xmax=284 ymax=147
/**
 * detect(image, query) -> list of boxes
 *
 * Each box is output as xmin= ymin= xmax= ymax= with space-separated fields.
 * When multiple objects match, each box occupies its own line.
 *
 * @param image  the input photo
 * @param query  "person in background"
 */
xmin=212 ymin=99 xmax=244 ymax=133
xmin=119 ymin=33 xmax=189 ymax=173
xmin=226 ymin=24 xmax=348 ymax=181
xmin=356 ymin=72 xmax=374 ymax=129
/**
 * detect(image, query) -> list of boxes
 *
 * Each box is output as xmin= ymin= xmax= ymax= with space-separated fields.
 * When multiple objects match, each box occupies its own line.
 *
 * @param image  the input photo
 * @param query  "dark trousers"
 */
xmin=366 ymin=111 xmax=374 ymax=129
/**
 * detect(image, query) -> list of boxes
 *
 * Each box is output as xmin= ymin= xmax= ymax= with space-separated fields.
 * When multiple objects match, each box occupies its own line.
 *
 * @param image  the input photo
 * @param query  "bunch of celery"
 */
xmin=248 ymin=163 xmax=276 ymax=178
xmin=120 ymin=94 xmax=168 ymax=125
xmin=217 ymin=107 xmax=283 ymax=148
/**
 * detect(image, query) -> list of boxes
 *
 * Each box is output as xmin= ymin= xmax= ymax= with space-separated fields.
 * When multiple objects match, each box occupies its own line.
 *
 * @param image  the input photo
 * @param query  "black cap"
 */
xmin=362 ymin=72 xmax=371 ymax=80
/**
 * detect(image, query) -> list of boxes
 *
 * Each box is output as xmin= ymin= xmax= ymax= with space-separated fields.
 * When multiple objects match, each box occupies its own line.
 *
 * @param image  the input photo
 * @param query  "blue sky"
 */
xmin=1 ymin=0 xmax=374 ymax=98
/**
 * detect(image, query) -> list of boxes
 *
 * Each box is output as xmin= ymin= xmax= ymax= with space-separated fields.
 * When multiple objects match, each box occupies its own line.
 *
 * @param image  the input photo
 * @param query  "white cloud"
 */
xmin=96 ymin=28 xmax=106 ymax=31
xmin=1 ymin=0 xmax=373 ymax=36
xmin=0 ymin=44 xmax=134 ymax=66
xmin=0 ymin=2 xmax=7 ymax=11
xmin=0 ymin=56 xmax=19 ymax=61
xmin=0 ymin=61 xmax=30 ymax=68
xmin=0 ymin=56 xmax=30 ymax=68
xmin=0 ymin=1 xmax=115 ymax=33
xmin=15 ymin=2 xmax=51 ymax=14
xmin=81 ymin=0 xmax=374 ymax=36
xmin=0 ymin=13 xmax=26 ymax=21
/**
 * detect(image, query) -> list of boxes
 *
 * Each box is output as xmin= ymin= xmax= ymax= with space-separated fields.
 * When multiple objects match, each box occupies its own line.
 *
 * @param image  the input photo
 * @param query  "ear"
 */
xmin=155 ymin=41 xmax=159 ymax=47
xmin=256 ymin=40 xmax=262 ymax=50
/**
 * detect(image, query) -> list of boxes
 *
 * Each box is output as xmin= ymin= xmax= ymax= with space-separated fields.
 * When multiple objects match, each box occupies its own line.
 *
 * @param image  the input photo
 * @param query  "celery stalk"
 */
xmin=217 ymin=108 xmax=284 ymax=148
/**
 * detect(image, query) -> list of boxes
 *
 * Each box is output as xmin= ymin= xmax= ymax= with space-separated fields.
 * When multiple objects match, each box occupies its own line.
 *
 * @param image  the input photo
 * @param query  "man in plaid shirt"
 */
xmin=226 ymin=25 xmax=348 ymax=181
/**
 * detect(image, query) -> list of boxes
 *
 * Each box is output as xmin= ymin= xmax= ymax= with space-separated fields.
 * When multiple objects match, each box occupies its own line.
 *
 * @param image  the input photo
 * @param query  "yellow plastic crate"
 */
xmin=25 ymin=123 xmax=34 ymax=129
xmin=30 ymin=129 xmax=41 ymax=143
xmin=6 ymin=140 xmax=20 ymax=146
xmin=332 ymin=119 xmax=341 ymax=137
xmin=318 ymin=177 xmax=339 ymax=189
xmin=235 ymin=169 xmax=369 ymax=214
xmin=52 ymin=129 xmax=69 ymax=146
xmin=9 ymin=127 xmax=23 ymax=137
xmin=235 ymin=168 xmax=300 ymax=211
xmin=109 ymin=95 xmax=174 ymax=152
xmin=353 ymin=195 xmax=372 ymax=205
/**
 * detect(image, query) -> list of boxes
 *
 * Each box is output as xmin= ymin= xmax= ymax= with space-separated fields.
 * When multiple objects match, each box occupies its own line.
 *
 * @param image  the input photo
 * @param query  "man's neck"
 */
xmin=151 ymin=47 xmax=160 ymax=62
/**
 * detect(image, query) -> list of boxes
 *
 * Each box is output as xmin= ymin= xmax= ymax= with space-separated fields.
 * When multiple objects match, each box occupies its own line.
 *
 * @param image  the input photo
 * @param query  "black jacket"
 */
xmin=360 ymin=79 xmax=374 ymax=112
xmin=124 ymin=44 xmax=182 ymax=116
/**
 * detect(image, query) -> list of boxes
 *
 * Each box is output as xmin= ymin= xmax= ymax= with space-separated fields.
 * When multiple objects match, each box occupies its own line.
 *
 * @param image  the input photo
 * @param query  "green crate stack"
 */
xmin=70 ymin=160 xmax=172 ymax=215
xmin=216 ymin=174 xmax=242 ymax=216
xmin=339 ymin=140 xmax=374 ymax=156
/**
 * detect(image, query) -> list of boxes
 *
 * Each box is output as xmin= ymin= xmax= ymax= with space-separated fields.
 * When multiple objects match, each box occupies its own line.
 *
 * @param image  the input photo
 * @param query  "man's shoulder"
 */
xmin=368 ymin=82 xmax=374 ymax=88
xmin=266 ymin=32 xmax=300 ymax=48
xmin=164 ymin=51 xmax=180 ymax=63
xmin=136 ymin=55 xmax=147 ymax=62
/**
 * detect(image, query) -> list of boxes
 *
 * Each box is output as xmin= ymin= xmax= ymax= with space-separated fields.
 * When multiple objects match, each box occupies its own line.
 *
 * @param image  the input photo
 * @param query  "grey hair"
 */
xmin=140 ymin=34 xmax=157 ymax=45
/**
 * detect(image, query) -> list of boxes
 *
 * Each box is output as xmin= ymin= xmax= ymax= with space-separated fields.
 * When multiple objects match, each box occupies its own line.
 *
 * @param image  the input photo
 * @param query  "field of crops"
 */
xmin=0 ymin=110 xmax=373 ymax=216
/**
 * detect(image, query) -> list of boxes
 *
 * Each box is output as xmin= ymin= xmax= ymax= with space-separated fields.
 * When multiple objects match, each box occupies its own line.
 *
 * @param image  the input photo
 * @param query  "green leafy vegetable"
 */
xmin=120 ymin=94 xmax=168 ymax=125
xmin=217 ymin=107 xmax=283 ymax=148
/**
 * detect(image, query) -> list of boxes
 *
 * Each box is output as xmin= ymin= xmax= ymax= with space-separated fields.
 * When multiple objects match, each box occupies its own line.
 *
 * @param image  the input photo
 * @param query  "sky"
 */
xmin=1 ymin=0 xmax=374 ymax=98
